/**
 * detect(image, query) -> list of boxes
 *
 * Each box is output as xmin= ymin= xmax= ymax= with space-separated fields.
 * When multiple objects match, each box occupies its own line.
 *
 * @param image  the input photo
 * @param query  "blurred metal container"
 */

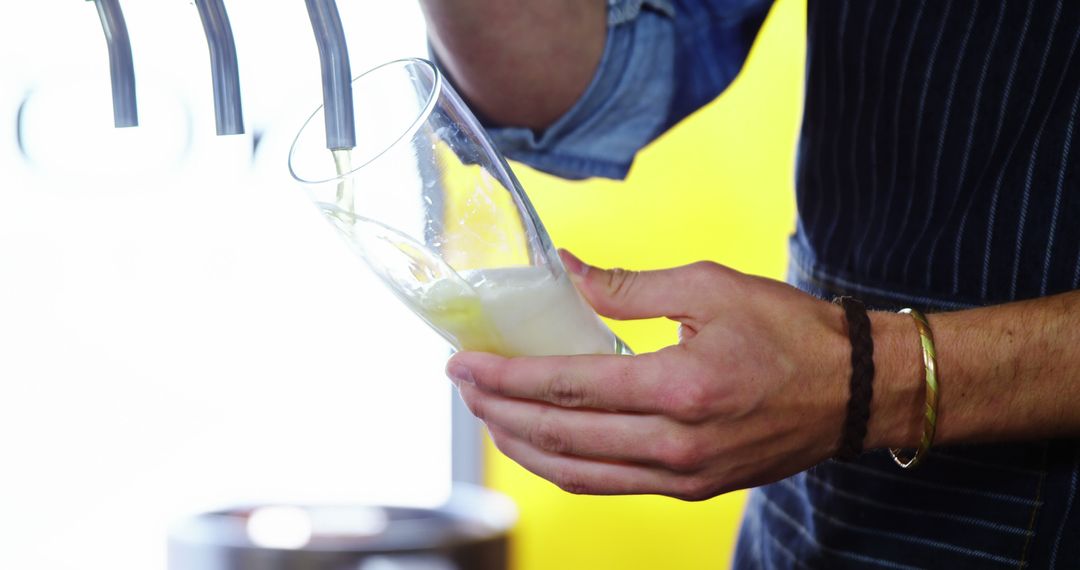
xmin=168 ymin=485 xmax=515 ymax=570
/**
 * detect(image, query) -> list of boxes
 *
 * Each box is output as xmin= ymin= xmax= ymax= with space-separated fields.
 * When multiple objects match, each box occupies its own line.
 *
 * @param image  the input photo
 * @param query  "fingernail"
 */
xmin=559 ymin=249 xmax=589 ymax=277
xmin=446 ymin=363 xmax=474 ymax=385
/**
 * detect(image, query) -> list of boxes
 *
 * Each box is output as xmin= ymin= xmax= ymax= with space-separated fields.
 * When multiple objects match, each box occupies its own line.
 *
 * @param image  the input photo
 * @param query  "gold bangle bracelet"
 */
xmin=890 ymin=308 xmax=940 ymax=469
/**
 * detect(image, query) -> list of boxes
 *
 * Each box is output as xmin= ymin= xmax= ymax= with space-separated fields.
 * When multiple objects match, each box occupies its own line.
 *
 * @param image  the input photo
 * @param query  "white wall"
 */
xmin=0 ymin=3 xmax=452 ymax=568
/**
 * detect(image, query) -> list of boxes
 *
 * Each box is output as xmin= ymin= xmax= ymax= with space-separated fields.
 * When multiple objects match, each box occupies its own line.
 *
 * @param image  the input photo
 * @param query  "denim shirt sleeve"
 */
xmin=484 ymin=0 xmax=774 ymax=180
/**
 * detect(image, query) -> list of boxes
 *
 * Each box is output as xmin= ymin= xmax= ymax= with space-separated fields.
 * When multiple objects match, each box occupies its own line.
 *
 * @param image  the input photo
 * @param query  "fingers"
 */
xmin=447 ymin=350 xmax=704 ymax=417
xmin=487 ymin=426 xmax=714 ymax=500
xmin=457 ymin=381 xmax=705 ymax=471
xmin=559 ymin=249 xmax=730 ymax=322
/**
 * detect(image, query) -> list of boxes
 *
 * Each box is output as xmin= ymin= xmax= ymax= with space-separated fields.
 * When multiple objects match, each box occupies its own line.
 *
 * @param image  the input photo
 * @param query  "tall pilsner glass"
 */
xmin=289 ymin=58 xmax=631 ymax=357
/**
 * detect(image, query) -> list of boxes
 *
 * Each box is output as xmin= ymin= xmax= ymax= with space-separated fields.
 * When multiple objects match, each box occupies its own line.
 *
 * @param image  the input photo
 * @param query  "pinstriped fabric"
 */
xmin=947 ymin=1 xmax=1038 ymax=296
xmin=975 ymin=0 xmax=1065 ymax=299
xmin=802 ymin=0 xmax=834 ymax=252
xmin=850 ymin=0 xmax=901 ymax=269
xmin=776 ymin=478 xmax=1027 ymax=566
xmin=932 ymin=449 xmax=1044 ymax=477
xmin=831 ymin=1 xmax=875 ymax=267
xmin=802 ymin=471 xmax=1033 ymax=536
xmin=856 ymin=1 xmax=927 ymax=272
xmin=753 ymin=487 xmax=927 ymax=570
xmin=741 ymin=1 xmax=1080 ymax=568
xmin=819 ymin=0 xmax=855 ymax=258
xmin=997 ymin=4 xmax=1080 ymax=299
xmin=898 ymin=5 xmax=979 ymax=283
xmin=872 ymin=0 xmax=955 ymax=278
xmin=920 ymin=0 xmax=1008 ymax=290
xmin=827 ymin=459 xmax=1042 ymax=507
xmin=1075 ymin=240 xmax=1080 ymax=288
xmin=1048 ymin=451 xmax=1079 ymax=567
xmin=1010 ymin=20 xmax=1080 ymax=299
xmin=1075 ymin=241 xmax=1080 ymax=288
xmin=796 ymin=0 xmax=1080 ymax=305
xmin=765 ymin=532 xmax=813 ymax=570
xmin=1042 ymin=82 xmax=1080 ymax=295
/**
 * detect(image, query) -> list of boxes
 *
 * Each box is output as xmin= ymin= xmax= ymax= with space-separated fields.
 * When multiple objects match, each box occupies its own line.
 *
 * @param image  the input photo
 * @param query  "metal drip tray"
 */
xmin=168 ymin=486 xmax=515 ymax=570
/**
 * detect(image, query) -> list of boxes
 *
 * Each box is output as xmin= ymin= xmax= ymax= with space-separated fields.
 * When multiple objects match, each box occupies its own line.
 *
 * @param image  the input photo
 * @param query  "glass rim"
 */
xmin=288 ymin=57 xmax=443 ymax=185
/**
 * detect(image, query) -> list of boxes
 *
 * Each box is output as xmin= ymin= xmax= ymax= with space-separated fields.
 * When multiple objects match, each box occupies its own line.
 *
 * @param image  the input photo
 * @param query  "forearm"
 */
xmin=419 ymin=0 xmax=606 ymax=130
xmin=868 ymin=290 xmax=1080 ymax=449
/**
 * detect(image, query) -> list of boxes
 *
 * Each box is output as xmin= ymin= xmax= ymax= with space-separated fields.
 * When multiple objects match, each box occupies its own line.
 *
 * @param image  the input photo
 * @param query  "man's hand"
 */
xmin=447 ymin=249 xmax=1080 ymax=500
xmin=446 ymin=251 xmax=862 ymax=500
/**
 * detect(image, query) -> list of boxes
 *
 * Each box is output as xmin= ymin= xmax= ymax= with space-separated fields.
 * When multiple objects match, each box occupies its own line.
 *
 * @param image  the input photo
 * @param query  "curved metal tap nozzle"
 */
xmin=195 ymin=0 xmax=245 ymax=136
xmin=93 ymin=0 xmax=138 ymax=128
xmin=305 ymin=0 xmax=355 ymax=151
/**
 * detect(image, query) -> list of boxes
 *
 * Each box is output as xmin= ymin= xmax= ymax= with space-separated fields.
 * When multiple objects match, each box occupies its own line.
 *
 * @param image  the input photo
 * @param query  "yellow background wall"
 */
xmin=487 ymin=0 xmax=807 ymax=568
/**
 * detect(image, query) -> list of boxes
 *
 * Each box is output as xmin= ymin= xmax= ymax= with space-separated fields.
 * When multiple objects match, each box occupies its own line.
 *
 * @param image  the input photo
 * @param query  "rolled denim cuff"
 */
xmin=486 ymin=1 xmax=676 ymax=180
xmin=607 ymin=0 xmax=675 ymax=25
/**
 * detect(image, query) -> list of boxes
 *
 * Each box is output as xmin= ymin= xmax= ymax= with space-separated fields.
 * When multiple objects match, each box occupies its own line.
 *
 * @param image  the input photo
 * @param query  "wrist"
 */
xmin=864 ymin=310 xmax=924 ymax=450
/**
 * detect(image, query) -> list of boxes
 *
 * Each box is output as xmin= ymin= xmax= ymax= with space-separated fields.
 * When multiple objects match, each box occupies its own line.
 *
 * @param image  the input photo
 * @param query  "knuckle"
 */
xmin=667 ymin=378 xmax=713 ymax=423
xmin=689 ymin=261 xmax=724 ymax=281
xmin=546 ymin=373 xmax=587 ymax=408
xmin=658 ymin=436 xmax=705 ymax=473
xmin=605 ymin=268 xmax=638 ymax=300
xmin=552 ymin=471 xmax=592 ymax=495
xmin=675 ymin=477 xmax=717 ymax=502
xmin=687 ymin=261 xmax=734 ymax=298
xmin=528 ymin=417 xmax=570 ymax=454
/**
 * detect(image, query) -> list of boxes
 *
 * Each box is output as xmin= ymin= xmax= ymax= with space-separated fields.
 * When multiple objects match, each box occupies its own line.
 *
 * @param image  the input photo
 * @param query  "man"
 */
xmin=422 ymin=0 xmax=1080 ymax=567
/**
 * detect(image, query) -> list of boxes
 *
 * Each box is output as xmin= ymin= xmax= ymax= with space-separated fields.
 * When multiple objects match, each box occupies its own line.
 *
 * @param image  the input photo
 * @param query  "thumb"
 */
xmin=558 ymin=249 xmax=718 ymax=321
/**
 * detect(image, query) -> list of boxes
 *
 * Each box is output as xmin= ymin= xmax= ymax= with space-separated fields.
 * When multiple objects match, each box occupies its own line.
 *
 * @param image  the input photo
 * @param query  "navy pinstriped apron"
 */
xmin=736 ymin=1 xmax=1080 ymax=568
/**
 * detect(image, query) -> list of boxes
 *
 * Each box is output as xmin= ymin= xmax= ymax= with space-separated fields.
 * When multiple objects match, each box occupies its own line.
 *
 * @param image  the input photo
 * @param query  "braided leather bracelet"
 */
xmin=833 ymin=296 xmax=875 ymax=461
